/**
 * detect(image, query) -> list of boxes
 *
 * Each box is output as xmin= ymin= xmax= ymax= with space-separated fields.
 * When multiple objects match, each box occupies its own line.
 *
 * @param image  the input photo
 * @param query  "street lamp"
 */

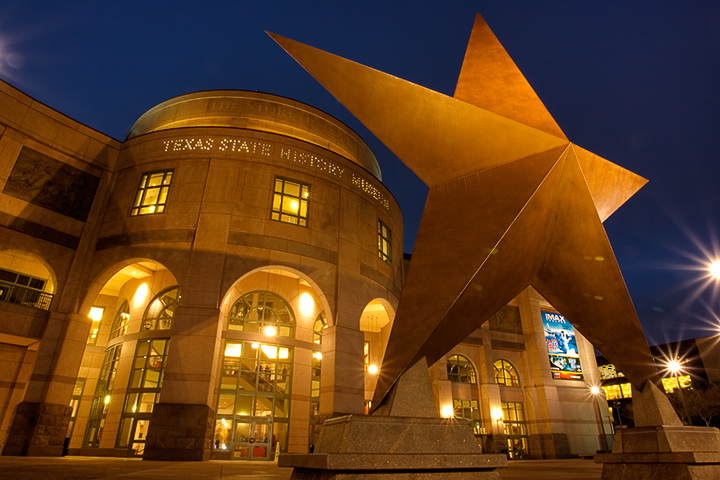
xmin=666 ymin=358 xmax=691 ymax=425
xmin=590 ymin=386 xmax=609 ymax=452
xmin=709 ymin=259 xmax=720 ymax=279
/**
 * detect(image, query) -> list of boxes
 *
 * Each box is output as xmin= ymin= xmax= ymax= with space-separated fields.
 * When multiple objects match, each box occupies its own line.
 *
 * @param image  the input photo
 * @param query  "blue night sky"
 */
xmin=1 ymin=1 xmax=719 ymax=346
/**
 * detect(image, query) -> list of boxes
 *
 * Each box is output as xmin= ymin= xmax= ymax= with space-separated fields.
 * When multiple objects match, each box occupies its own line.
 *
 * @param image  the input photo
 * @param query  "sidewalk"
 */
xmin=0 ymin=456 xmax=603 ymax=480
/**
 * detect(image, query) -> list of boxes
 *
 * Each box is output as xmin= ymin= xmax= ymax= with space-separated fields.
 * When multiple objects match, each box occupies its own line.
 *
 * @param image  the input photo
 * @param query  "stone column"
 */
xmin=319 ymin=324 xmax=365 ymax=416
xmin=2 ymin=312 xmax=92 ymax=456
xmin=516 ymin=288 xmax=570 ymax=459
xmin=144 ymin=161 xmax=234 ymax=461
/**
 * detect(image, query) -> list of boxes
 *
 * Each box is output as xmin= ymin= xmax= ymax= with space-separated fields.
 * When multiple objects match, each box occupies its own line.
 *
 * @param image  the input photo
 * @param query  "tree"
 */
xmin=669 ymin=383 xmax=720 ymax=426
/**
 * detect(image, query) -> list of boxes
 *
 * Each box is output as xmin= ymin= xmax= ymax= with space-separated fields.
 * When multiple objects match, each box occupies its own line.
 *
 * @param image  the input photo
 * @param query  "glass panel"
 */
xmin=138 ymin=393 xmax=156 ymax=413
xmin=217 ymin=394 xmax=235 ymax=415
xmin=274 ymin=398 xmax=290 ymax=418
xmin=147 ymin=173 xmax=164 ymax=187
xmin=255 ymin=397 xmax=273 ymax=417
xmin=134 ymin=420 xmax=149 ymax=441
xmin=117 ymin=417 xmax=133 ymax=448
xmin=235 ymin=422 xmax=251 ymax=443
xmin=273 ymin=423 xmax=288 ymax=453
xmin=214 ymin=419 xmax=232 ymax=450
xmin=284 ymin=182 xmax=300 ymax=197
xmin=234 ymin=444 xmax=250 ymax=459
xmin=143 ymin=370 xmax=161 ymax=389
xmin=236 ymin=396 xmax=254 ymax=416
xmin=254 ymin=423 xmax=270 ymax=444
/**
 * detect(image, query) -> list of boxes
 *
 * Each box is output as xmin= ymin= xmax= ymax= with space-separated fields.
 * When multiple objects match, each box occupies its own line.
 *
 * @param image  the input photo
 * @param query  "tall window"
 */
xmin=447 ymin=354 xmax=477 ymax=384
xmin=84 ymin=344 xmax=122 ymax=447
xmin=116 ymin=338 xmax=169 ymax=456
xmin=66 ymin=378 xmax=86 ymax=438
xmin=378 ymin=219 xmax=392 ymax=266
xmin=131 ymin=169 xmax=173 ymax=216
xmin=142 ymin=286 xmax=180 ymax=331
xmin=109 ymin=301 xmax=130 ymax=340
xmin=215 ymin=341 xmax=292 ymax=460
xmin=313 ymin=311 xmax=327 ymax=345
xmin=271 ymin=177 xmax=309 ymax=226
xmin=311 ymin=313 xmax=326 ymax=420
xmin=86 ymin=307 xmax=104 ymax=346
xmin=453 ymin=398 xmax=481 ymax=435
xmin=502 ymin=401 xmax=528 ymax=459
xmin=228 ymin=291 xmax=295 ymax=338
xmin=494 ymin=359 xmax=520 ymax=387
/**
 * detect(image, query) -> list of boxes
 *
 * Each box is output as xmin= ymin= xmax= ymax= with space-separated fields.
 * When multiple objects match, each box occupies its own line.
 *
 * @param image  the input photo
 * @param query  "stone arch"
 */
xmin=220 ymin=265 xmax=334 ymax=336
xmin=446 ymin=353 xmax=478 ymax=384
xmin=80 ymin=258 xmax=178 ymax=318
xmin=0 ymin=248 xmax=58 ymax=296
xmin=493 ymin=358 xmax=521 ymax=387
xmin=78 ymin=259 xmax=178 ymax=344
xmin=359 ymin=298 xmax=396 ymax=404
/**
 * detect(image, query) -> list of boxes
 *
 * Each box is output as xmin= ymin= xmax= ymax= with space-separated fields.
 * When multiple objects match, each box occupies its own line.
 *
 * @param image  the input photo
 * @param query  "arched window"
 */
xmin=142 ymin=286 xmax=180 ymax=331
xmin=494 ymin=359 xmax=520 ymax=387
xmin=313 ymin=311 xmax=327 ymax=345
xmin=109 ymin=300 xmax=130 ymax=340
xmin=228 ymin=291 xmax=295 ymax=338
xmin=446 ymin=354 xmax=477 ymax=384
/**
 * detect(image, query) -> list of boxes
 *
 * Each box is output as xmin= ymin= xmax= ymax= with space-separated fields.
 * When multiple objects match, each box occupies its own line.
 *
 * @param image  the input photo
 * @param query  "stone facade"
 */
xmin=0 ymin=80 xmax=609 ymax=461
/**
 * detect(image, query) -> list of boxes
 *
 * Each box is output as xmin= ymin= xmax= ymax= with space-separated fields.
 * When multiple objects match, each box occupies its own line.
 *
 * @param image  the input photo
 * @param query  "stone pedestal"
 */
xmin=595 ymin=426 xmax=720 ymax=479
xmin=595 ymin=382 xmax=720 ymax=479
xmin=143 ymin=403 xmax=214 ymax=461
xmin=279 ymin=358 xmax=507 ymax=479
xmin=1 ymin=402 xmax=72 ymax=457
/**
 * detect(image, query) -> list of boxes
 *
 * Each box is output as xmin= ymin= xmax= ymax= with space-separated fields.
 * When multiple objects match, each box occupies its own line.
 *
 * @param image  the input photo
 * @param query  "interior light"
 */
xmin=299 ymin=292 xmax=315 ymax=317
xmin=88 ymin=307 xmax=104 ymax=322
xmin=313 ymin=351 xmax=322 ymax=360
xmin=264 ymin=326 xmax=277 ymax=337
xmin=104 ymin=395 xmax=111 ymax=405
xmin=251 ymin=343 xmax=259 ymax=349
xmin=133 ymin=283 xmax=149 ymax=308
xmin=261 ymin=345 xmax=278 ymax=359
xmin=225 ymin=343 xmax=242 ymax=358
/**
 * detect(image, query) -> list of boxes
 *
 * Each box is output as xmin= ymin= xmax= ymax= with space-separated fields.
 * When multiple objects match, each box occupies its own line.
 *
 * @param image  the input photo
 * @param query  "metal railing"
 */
xmin=0 ymin=281 xmax=53 ymax=310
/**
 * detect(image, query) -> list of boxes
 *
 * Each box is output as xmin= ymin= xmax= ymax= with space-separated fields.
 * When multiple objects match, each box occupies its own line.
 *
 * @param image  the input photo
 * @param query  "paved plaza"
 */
xmin=0 ymin=456 xmax=603 ymax=479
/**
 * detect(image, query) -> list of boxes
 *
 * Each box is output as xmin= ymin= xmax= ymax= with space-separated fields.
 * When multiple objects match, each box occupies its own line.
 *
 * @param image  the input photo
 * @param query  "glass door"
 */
xmin=233 ymin=420 xmax=273 ymax=459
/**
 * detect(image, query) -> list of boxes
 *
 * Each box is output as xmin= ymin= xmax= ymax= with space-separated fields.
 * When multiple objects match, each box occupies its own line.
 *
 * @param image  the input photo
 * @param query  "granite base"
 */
xmin=596 ymin=426 xmax=720 ymax=480
xmin=279 ymin=414 xmax=506 ymax=480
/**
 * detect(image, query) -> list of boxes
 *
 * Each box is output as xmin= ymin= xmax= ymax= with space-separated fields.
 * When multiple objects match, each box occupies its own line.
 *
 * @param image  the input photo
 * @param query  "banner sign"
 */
xmin=541 ymin=311 xmax=583 ymax=380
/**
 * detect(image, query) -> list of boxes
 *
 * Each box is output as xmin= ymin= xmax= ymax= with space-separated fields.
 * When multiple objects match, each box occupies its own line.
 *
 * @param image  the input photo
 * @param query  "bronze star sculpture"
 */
xmin=270 ymin=14 xmax=661 ymax=410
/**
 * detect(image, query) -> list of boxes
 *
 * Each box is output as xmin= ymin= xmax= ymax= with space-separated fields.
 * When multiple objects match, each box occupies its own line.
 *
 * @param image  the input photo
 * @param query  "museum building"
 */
xmin=0 ymin=79 xmax=611 ymax=461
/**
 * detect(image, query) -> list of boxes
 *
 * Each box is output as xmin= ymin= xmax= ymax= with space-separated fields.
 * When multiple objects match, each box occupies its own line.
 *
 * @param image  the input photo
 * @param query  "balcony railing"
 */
xmin=0 ymin=281 xmax=53 ymax=310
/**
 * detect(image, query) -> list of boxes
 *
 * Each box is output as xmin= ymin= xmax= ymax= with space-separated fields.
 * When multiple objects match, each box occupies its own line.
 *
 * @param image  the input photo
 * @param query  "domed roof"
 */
xmin=127 ymin=90 xmax=381 ymax=179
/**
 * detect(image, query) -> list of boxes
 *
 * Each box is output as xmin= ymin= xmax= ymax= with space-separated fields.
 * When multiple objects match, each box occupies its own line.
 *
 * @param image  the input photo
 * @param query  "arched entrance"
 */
xmin=215 ymin=266 xmax=331 ymax=460
xmin=217 ymin=291 xmax=294 ymax=460
xmin=359 ymin=299 xmax=394 ymax=412
xmin=69 ymin=260 xmax=178 ymax=457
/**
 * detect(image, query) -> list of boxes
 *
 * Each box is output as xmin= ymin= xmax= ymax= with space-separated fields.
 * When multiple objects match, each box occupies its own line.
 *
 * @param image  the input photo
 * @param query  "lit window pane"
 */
xmin=271 ymin=177 xmax=309 ymax=227
xmin=131 ymin=169 xmax=174 ymax=216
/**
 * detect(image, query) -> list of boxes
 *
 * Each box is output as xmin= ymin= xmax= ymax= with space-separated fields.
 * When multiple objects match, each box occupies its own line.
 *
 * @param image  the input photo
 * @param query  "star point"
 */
xmin=270 ymin=15 xmax=660 ymax=410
